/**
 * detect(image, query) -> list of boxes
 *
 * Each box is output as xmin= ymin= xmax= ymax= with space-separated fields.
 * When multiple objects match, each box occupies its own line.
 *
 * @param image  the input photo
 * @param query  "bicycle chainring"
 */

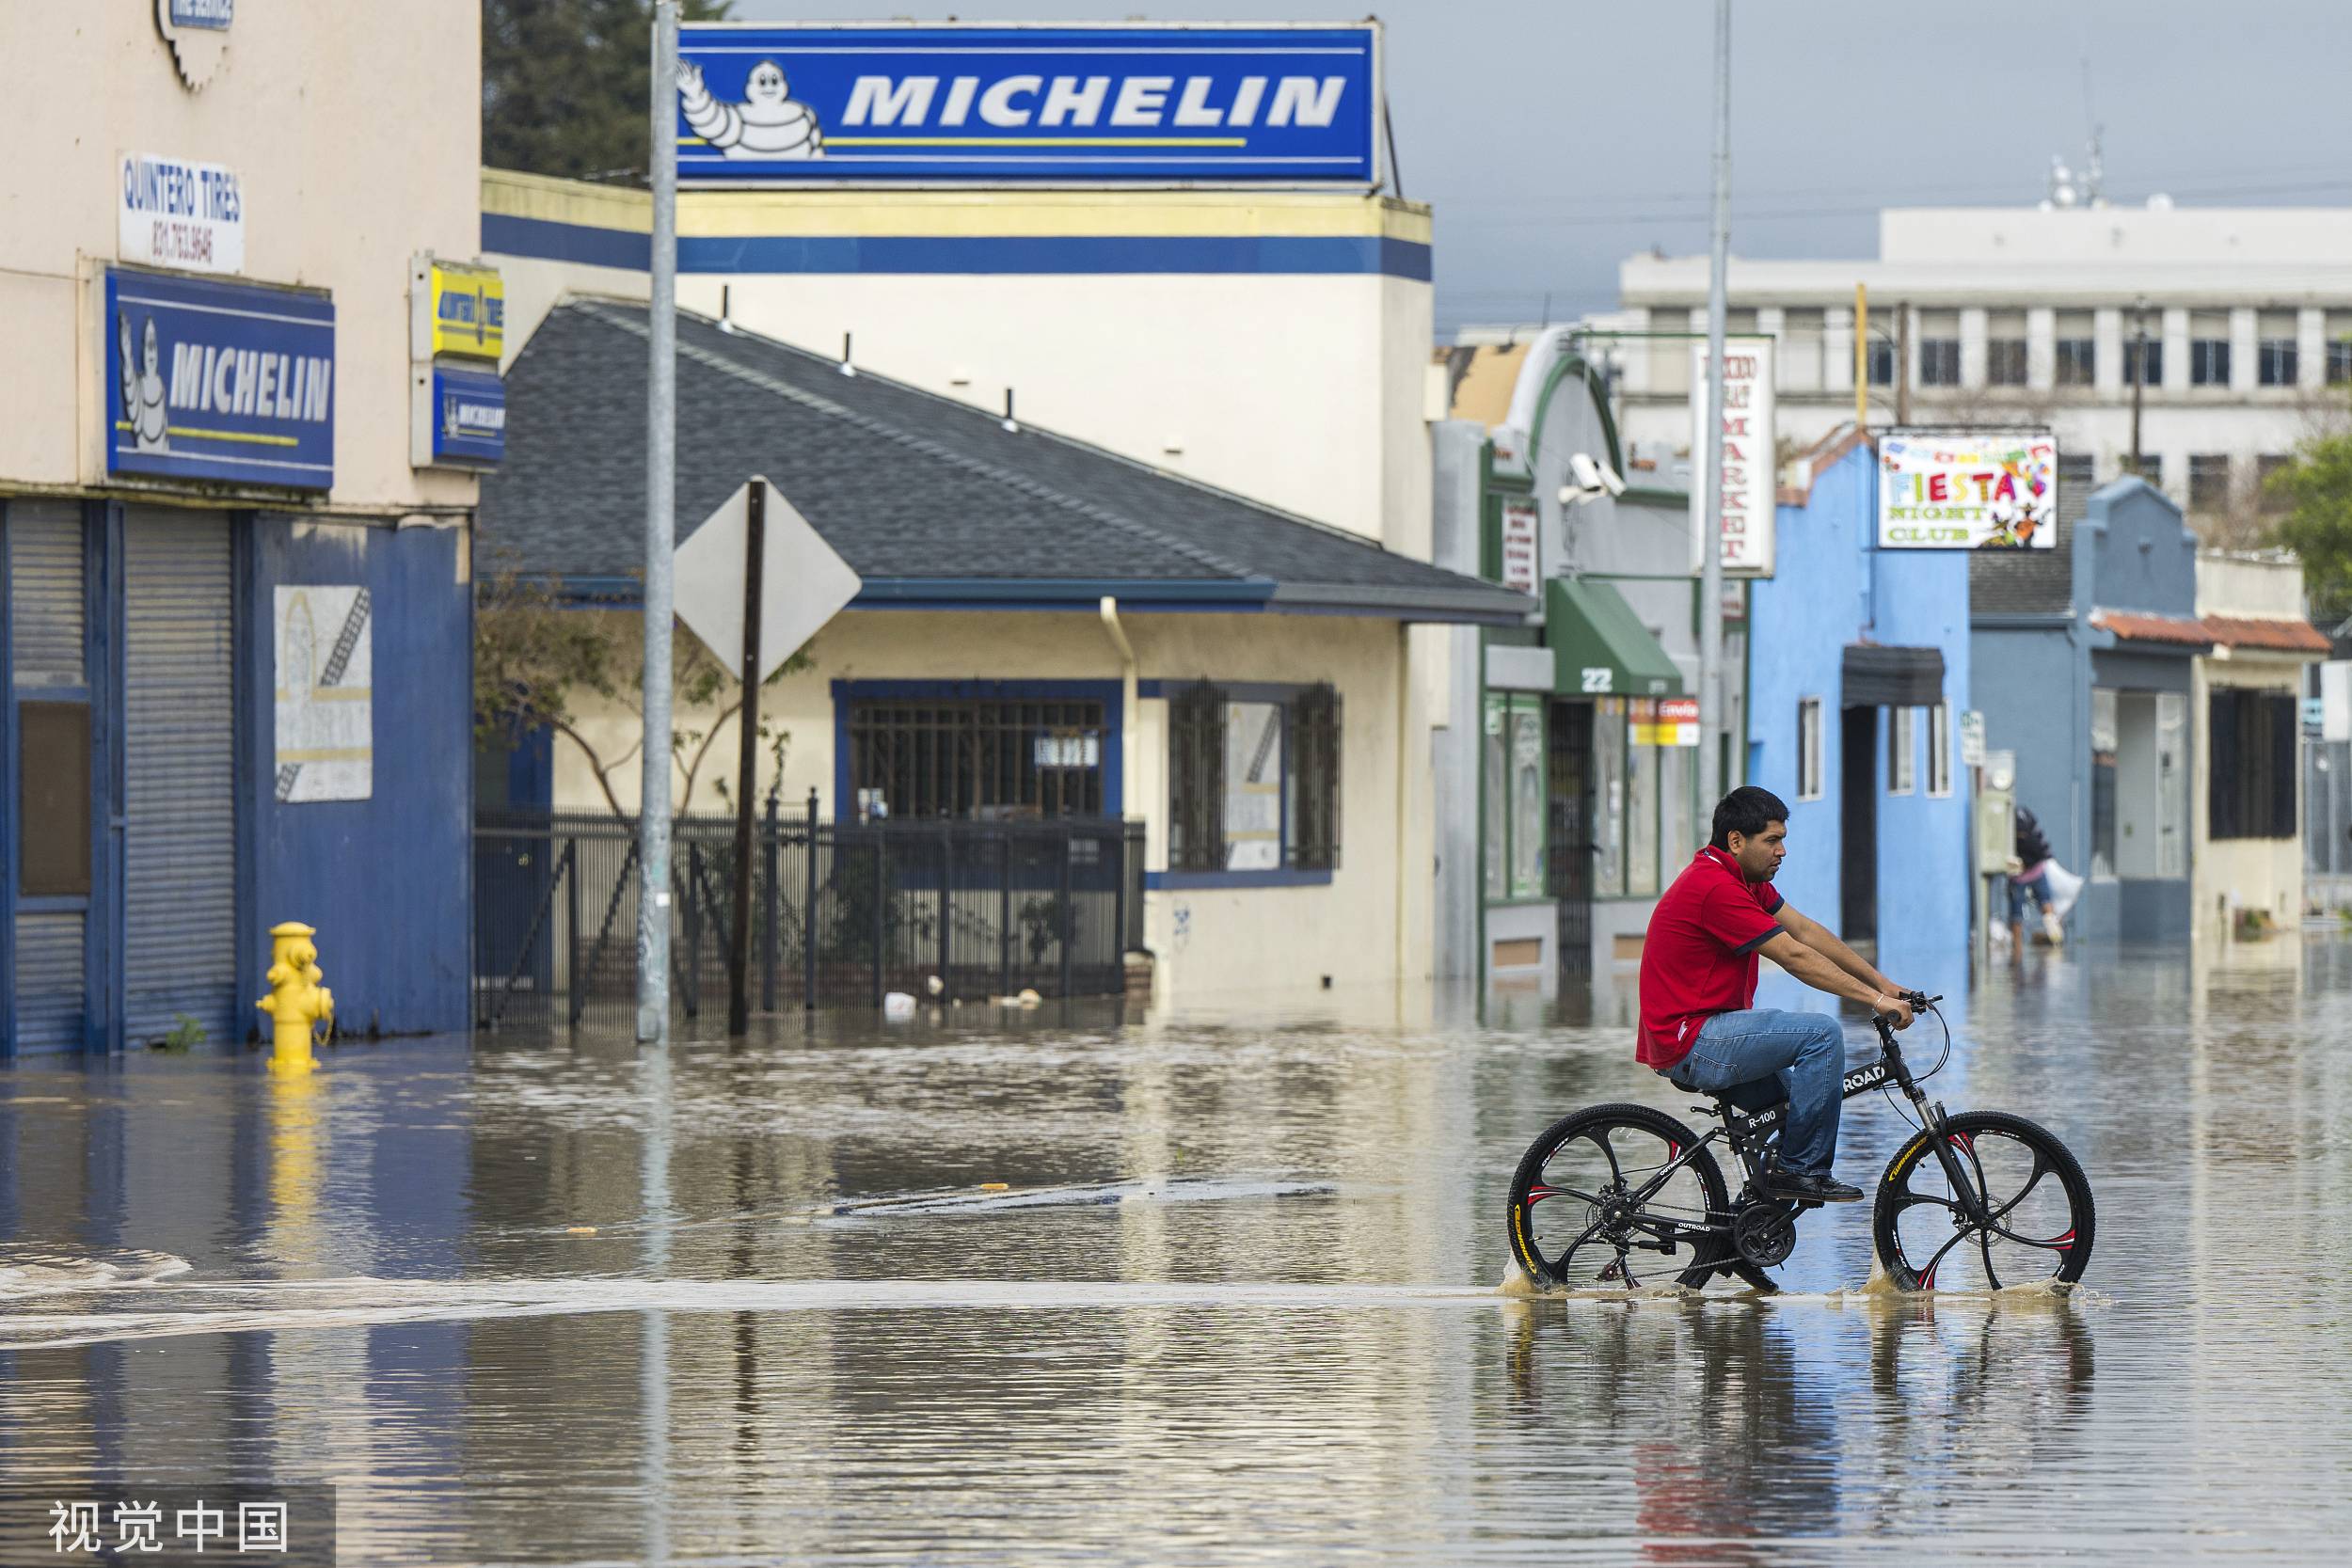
xmin=1732 ymin=1200 xmax=1799 ymax=1268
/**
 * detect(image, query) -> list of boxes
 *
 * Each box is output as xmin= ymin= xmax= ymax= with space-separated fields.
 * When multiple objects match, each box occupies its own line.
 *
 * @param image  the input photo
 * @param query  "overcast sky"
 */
xmin=726 ymin=0 xmax=2352 ymax=334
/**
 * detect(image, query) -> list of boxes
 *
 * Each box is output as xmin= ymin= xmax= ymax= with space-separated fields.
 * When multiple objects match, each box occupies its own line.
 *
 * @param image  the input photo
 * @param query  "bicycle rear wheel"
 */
xmin=1506 ymin=1103 xmax=1730 ymax=1290
xmin=1872 ymin=1111 xmax=2094 ymax=1291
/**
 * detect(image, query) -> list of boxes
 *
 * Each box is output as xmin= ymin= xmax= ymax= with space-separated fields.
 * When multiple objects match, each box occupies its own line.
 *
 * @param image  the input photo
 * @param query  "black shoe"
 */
xmin=1766 ymin=1170 xmax=1864 ymax=1204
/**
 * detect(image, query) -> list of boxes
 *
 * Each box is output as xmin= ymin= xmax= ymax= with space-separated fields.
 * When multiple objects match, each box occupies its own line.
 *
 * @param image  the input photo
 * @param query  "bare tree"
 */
xmin=474 ymin=570 xmax=811 ymax=818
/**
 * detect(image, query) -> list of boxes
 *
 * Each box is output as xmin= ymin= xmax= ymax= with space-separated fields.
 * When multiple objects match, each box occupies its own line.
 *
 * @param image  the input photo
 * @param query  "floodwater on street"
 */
xmin=2 ymin=940 xmax=2349 ymax=1565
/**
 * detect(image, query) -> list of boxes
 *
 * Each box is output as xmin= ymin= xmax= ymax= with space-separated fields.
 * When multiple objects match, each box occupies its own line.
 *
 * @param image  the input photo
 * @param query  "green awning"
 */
xmin=1547 ymin=578 xmax=1684 ymax=698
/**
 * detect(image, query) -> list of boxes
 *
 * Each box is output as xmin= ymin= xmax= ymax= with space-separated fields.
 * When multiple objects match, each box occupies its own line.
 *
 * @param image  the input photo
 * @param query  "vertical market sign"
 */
xmin=1498 ymin=498 xmax=1538 ymax=596
xmin=1689 ymin=339 xmax=1775 ymax=576
xmin=673 ymin=23 xmax=1379 ymax=184
xmin=1878 ymin=432 xmax=2058 ymax=548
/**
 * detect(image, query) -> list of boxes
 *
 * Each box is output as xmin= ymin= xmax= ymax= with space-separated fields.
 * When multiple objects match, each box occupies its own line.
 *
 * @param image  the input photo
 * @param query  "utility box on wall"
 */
xmin=1975 ymin=750 xmax=2015 ymax=876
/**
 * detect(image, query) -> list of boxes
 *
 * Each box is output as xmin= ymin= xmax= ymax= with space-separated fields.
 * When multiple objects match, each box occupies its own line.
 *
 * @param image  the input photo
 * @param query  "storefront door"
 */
xmin=1841 ymin=705 xmax=1878 ymax=946
xmin=120 ymin=505 xmax=238 ymax=1047
xmin=1548 ymin=700 xmax=1594 ymax=977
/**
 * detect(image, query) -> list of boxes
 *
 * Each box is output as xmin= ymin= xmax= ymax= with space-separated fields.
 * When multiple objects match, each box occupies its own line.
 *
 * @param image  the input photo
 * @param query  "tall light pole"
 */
xmin=638 ymin=0 xmax=679 ymax=1045
xmin=1695 ymin=0 xmax=1733 ymax=832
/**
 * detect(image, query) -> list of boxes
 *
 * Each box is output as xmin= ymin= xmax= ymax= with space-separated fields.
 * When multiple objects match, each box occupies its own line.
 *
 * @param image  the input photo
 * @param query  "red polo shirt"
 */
xmin=1637 ymin=847 xmax=1785 ymax=1069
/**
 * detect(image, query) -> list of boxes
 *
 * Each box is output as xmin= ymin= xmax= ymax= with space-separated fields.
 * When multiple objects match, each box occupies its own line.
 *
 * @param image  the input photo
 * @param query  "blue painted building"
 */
xmin=1747 ymin=434 xmax=1975 ymax=1002
xmin=1 ymin=504 xmax=475 ymax=1053
xmin=1972 ymin=478 xmax=2200 ymax=942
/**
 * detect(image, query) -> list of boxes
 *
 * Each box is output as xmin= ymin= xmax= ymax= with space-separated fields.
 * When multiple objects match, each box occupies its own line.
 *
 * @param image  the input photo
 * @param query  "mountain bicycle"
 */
xmin=1505 ymin=993 xmax=2094 ymax=1293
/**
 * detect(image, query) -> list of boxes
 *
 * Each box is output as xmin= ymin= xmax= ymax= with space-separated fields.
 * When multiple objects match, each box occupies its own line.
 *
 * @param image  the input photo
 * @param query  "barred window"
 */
xmin=847 ymin=697 xmax=1105 ymax=820
xmin=1168 ymin=681 xmax=1341 ymax=873
xmin=2208 ymin=689 xmax=2296 ymax=840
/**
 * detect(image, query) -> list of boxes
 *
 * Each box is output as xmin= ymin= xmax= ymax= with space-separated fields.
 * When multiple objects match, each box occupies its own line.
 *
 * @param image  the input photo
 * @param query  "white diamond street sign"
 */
xmin=673 ymin=478 xmax=861 ymax=684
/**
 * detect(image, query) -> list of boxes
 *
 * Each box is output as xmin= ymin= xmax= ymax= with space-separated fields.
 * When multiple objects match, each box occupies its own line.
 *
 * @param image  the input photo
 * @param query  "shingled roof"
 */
xmin=477 ymin=299 xmax=1532 ymax=625
xmin=1968 ymin=467 xmax=2082 ymax=617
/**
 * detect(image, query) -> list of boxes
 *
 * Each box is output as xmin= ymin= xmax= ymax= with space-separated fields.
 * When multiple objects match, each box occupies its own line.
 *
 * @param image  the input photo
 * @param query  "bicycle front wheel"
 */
xmin=1873 ymin=1111 xmax=2094 ymax=1291
xmin=1506 ymin=1102 xmax=1729 ymax=1290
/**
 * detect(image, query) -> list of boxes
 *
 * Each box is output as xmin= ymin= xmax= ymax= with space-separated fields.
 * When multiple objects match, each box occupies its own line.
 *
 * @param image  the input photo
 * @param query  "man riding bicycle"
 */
xmin=1637 ymin=786 xmax=1915 ymax=1204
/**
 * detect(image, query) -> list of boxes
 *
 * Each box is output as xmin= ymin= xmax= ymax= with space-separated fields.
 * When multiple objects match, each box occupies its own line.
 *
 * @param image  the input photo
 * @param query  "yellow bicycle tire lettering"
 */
xmin=1885 ymin=1138 xmax=1928 ymax=1184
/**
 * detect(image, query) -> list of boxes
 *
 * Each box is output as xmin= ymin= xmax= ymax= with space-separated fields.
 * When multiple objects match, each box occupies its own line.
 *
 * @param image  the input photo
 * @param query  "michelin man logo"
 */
xmin=118 ymin=311 xmax=170 ymax=454
xmin=677 ymin=57 xmax=823 ymax=160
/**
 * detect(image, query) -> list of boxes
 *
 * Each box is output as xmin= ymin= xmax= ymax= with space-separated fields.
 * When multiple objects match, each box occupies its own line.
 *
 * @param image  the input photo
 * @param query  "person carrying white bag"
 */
xmin=2007 ymin=805 xmax=2082 ymax=947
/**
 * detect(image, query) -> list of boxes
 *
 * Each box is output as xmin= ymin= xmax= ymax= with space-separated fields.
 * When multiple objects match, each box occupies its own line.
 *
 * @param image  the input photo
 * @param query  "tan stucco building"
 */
xmin=0 ymin=4 xmax=488 ymax=1050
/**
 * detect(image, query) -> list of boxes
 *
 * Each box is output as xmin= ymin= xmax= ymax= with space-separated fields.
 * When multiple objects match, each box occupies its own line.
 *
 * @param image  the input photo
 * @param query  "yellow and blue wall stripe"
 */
xmin=481 ymin=170 xmax=1433 ymax=280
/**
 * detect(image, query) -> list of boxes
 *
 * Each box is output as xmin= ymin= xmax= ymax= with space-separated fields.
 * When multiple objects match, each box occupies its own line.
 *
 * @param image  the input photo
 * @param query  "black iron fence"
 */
xmin=474 ymin=797 xmax=1146 ymax=1032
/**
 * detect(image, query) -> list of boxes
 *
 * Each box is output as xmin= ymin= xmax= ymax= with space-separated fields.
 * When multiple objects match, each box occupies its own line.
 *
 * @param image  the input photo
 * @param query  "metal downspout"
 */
xmin=1098 ymin=594 xmax=1138 ymax=827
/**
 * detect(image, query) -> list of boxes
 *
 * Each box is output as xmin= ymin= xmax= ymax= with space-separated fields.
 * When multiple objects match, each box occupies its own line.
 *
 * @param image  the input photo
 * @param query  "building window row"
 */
xmin=1652 ymin=308 xmax=2352 ymax=392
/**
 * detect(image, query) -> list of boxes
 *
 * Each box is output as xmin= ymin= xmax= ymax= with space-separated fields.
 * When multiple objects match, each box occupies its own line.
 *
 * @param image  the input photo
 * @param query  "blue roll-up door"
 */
xmin=122 ymin=506 xmax=237 ymax=1047
xmin=8 ymin=499 xmax=88 ymax=1052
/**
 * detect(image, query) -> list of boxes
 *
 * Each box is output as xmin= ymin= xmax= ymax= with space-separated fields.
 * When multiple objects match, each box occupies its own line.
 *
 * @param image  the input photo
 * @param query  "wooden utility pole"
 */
xmin=1895 ymin=302 xmax=1912 ymax=425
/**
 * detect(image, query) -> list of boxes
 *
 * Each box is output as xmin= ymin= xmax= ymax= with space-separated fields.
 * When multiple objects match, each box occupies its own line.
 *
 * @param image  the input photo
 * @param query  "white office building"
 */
xmin=1581 ymin=202 xmax=2352 ymax=532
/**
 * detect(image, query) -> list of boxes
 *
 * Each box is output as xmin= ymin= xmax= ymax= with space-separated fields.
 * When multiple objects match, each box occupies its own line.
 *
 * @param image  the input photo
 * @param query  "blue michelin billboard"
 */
xmin=105 ymin=267 xmax=334 ymax=490
xmin=675 ymin=23 xmax=1379 ymax=184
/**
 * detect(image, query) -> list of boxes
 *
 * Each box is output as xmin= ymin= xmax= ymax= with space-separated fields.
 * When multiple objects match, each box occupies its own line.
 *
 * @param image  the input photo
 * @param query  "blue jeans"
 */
xmin=2009 ymin=870 xmax=2050 ymax=924
xmin=1666 ymin=1009 xmax=1848 ymax=1178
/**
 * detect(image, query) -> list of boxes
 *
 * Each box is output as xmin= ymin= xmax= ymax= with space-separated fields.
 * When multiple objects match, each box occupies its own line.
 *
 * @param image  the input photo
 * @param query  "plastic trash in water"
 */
xmin=882 ymin=992 xmax=916 ymax=1022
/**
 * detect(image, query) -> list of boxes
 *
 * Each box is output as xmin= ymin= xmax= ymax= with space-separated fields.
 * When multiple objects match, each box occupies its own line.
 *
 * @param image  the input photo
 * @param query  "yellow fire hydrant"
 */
xmin=257 ymin=921 xmax=333 ymax=1076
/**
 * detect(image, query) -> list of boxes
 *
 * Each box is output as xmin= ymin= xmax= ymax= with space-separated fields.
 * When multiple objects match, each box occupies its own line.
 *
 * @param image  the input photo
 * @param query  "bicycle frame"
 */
xmin=1595 ymin=1000 xmax=1997 ymax=1266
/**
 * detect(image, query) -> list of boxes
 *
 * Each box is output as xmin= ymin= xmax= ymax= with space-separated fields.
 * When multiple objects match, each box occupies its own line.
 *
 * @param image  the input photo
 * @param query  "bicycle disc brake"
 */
xmin=1732 ymin=1200 xmax=1799 ymax=1268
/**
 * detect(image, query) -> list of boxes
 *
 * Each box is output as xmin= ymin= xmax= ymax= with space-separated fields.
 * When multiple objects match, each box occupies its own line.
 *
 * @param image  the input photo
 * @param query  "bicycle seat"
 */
xmin=1668 ymin=1074 xmax=1788 ymax=1117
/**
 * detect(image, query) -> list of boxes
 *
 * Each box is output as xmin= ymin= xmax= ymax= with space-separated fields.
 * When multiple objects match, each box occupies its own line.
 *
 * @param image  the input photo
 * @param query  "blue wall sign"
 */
xmin=675 ymin=24 xmax=1379 ymax=184
xmin=169 ymin=0 xmax=232 ymax=29
xmin=105 ymin=268 xmax=334 ymax=490
xmin=430 ymin=365 xmax=505 ymax=467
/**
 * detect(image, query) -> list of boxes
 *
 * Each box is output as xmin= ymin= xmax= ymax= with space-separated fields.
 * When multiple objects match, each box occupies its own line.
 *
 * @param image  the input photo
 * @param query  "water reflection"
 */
xmin=0 ymin=941 xmax=2344 ymax=1560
